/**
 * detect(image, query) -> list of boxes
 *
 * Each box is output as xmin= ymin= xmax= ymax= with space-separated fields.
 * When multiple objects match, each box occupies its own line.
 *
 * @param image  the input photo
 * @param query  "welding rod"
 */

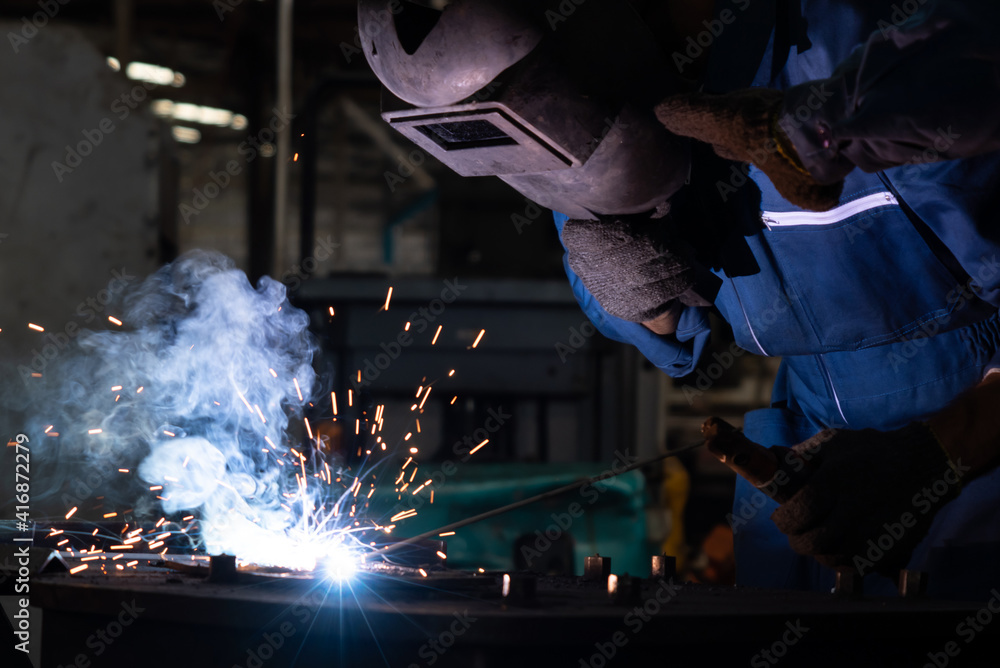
xmin=368 ymin=440 xmax=704 ymax=559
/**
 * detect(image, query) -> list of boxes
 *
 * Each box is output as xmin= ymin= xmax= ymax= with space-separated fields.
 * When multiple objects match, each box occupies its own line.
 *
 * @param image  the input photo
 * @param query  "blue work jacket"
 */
xmin=555 ymin=0 xmax=1000 ymax=599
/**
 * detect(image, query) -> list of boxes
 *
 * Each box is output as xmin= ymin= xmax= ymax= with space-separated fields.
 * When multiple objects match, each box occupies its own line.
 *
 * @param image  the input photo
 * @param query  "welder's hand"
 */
xmin=561 ymin=217 xmax=708 ymax=332
xmin=655 ymin=89 xmax=843 ymax=212
xmin=770 ymin=423 xmax=963 ymax=576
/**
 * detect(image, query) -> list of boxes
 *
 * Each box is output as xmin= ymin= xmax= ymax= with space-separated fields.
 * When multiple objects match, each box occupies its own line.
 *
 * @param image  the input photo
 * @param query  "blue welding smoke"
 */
xmin=12 ymin=250 xmax=322 ymax=563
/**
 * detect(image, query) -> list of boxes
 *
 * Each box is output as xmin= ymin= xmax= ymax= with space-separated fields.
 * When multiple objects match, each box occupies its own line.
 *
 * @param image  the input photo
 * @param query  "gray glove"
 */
xmin=561 ymin=217 xmax=708 ymax=324
xmin=771 ymin=423 xmax=962 ymax=576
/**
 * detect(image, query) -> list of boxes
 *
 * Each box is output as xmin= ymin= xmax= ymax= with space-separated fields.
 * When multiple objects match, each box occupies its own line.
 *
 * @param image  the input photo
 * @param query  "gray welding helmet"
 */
xmin=358 ymin=0 xmax=690 ymax=220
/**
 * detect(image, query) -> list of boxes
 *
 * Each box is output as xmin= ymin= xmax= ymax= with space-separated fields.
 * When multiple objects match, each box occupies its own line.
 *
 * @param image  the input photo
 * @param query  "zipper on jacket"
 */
xmin=730 ymin=279 xmax=768 ymax=356
xmin=816 ymin=354 xmax=849 ymax=428
xmin=761 ymin=192 xmax=898 ymax=229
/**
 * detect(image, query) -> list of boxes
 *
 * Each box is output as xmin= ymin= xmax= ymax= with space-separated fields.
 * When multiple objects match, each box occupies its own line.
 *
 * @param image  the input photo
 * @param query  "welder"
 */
xmin=360 ymin=0 xmax=1000 ymax=598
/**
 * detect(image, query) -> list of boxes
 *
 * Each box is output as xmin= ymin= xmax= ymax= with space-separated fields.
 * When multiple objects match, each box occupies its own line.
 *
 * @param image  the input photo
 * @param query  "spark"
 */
xmin=69 ymin=565 xmax=89 ymax=575
xmin=88 ymin=428 xmax=103 ymax=435
xmin=28 ymin=323 xmax=44 ymax=332
xmin=331 ymin=391 xmax=338 ymax=415
xmin=137 ymin=386 xmax=144 ymax=393
xmin=469 ymin=439 xmax=488 ymax=455
xmin=103 ymin=512 xmax=117 ymax=519
xmin=450 ymin=396 xmax=457 ymax=405
xmin=111 ymin=385 xmax=123 ymax=392
xmin=418 ymin=387 xmax=432 ymax=410
xmin=472 ymin=329 xmax=485 ymax=348
xmin=269 ymin=368 xmax=278 ymax=378
xmin=390 ymin=509 xmax=417 ymax=522
xmin=439 ymin=531 xmax=454 ymax=537
xmin=328 ymin=306 xmax=335 ymax=316
xmin=383 ymin=286 xmax=393 ymax=311
xmin=65 ymin=507 xmax=78 ymax=519
xmin=431 ymin=325 xmax=442 ymax=345
xmin=418 ymin=568 xmax=428 ymax=578
xmin=404 ymin=321 xmax=410 ymax=331
xmin=293 ymin=378 xmax=304 ymax=402
xmin=44 ymin=425 xmax=53 ymax=433
xmin=448 ymin=369 xmax=455 ymax=377
xmin=108 ymin=316 xmax=123 ymax=326
xmin=436 ymin=551 xmax=447 ymax=560
xmin=118 ymin=468 xmax=129 ymax=473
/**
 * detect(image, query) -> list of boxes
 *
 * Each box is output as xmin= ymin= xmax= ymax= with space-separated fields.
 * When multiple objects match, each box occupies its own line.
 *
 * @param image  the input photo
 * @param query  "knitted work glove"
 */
xmin=561 ymin=217 xmax=706 ymax=324
xmin=655 ymin=89 xmax=844 ymax=212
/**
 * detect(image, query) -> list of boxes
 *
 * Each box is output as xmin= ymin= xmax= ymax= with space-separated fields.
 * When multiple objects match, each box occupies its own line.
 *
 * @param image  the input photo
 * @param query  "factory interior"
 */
xmin=1 ymin=0 xmax=1000 ymax=666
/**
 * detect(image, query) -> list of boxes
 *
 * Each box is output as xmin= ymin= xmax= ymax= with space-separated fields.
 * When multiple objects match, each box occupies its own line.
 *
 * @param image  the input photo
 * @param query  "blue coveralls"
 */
xmin=556 ymin=0 xmax=1000 ymax=600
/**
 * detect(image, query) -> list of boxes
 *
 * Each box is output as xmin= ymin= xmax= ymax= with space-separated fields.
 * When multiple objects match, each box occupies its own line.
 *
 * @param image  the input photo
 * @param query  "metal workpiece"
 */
xmin=898 ymin=570 xmax=929 ymax=598
xmin=207 ymin=554 xmax=238 ymax=584
xmin=834 ymin=568 xmax=864 ymax=598
xmin=611 ymin=575 xmax=644 ymax=606
xmin=650 ymin=554 xmax=677 ymax=581
xmin=501 ymin=573 xmax=537 ymax=605
xmin=583 ymin=554 xmax=612 ymax=583
xmin=27 ymin=564 xmax=1000 ymax=668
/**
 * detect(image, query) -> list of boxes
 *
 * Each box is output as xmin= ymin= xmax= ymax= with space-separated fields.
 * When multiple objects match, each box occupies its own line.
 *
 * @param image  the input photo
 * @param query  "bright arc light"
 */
xmin=323 ymin=546 xmax=360 ymax=581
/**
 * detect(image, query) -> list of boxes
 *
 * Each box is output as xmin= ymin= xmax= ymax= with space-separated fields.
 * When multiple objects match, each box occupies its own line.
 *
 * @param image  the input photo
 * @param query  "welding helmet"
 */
xmin=358 ymin=0 xmax=690 ymax=220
